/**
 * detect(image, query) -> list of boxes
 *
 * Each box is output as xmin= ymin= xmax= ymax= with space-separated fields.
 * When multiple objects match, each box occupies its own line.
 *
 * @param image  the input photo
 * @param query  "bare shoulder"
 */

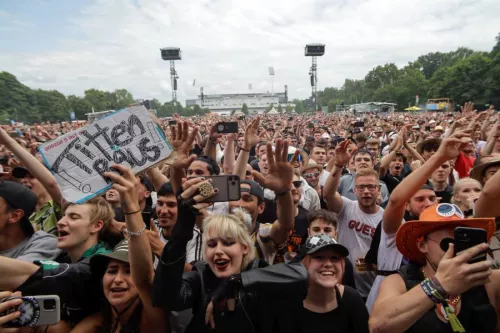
xmin=374 ymin=274 xmax=407 ymax=306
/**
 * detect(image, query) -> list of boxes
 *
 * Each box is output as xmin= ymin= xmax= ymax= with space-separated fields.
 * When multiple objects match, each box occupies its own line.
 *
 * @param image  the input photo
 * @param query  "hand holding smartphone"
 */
xmin=216 ymin=122 xmax=238 ymax=134
xmin=454 ymin=227 xmax=487 ymax=263
xmin=201 ymin=175 xmax=241 ymax=202
xmin=0 ymin=295 xmax=60 ymax=327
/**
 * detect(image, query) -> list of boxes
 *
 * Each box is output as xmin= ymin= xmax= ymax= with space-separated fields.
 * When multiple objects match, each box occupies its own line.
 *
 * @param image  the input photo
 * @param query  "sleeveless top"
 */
xmin=398 ymin=263 xmax=496 ymax=333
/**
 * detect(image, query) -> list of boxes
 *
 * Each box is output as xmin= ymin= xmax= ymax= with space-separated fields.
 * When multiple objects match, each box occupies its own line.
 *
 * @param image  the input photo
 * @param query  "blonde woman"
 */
xmin=451 ymin=177 xmax=482 ymax=216
xmin=153 ymin=177 xmax=307 ymax=333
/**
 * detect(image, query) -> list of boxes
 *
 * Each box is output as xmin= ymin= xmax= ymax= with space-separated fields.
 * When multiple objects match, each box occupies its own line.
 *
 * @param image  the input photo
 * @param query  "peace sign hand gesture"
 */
xmin=335 ymin=140 xmax=355 ymax=167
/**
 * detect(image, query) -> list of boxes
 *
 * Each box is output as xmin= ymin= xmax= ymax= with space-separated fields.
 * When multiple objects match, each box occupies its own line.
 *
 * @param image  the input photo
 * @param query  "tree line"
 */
xmin=292 ymin=33 xmax=500 ymax=113
xmin=0 ymin=33 xmax=498 ymax=123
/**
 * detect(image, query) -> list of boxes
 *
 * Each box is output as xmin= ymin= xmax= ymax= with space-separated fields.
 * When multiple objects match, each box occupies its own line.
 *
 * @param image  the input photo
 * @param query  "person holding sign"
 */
xmin=70 ymin=164 xmax=167 ymax=333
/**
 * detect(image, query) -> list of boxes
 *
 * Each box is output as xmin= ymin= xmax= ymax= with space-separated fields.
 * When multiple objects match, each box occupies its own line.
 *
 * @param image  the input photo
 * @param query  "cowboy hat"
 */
xmin=302 ymin=160 xmax=323 ymax=174
xmin=396 ymin=204 xmax=495 ymax=264
xmin=469 ymin=157 xmax=500 ymax=185
xmin=416 ymin=138 xmax=442 ymax=154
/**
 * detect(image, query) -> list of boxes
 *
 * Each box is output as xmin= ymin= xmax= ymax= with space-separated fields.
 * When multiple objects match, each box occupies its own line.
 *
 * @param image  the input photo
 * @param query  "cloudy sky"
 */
xmin=1 ymin=0 xmax=500 ymax=105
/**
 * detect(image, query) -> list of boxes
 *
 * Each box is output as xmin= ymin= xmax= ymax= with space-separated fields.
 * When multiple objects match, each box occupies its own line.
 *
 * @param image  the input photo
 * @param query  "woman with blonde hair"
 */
xmin=451 ymin=177 xmax=482 ymax=216
xmin=153 ymin=177 xmax=307 ymax=333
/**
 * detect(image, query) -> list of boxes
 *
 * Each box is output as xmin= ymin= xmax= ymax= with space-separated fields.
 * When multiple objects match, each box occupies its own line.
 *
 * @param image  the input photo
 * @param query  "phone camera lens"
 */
xmin=231 ymin=181 xmax=236 ymax=185
xmin=217 ymin=124 xmax=224 ymax=132
xmin=43 ymin=299 xmax=57 ymax=311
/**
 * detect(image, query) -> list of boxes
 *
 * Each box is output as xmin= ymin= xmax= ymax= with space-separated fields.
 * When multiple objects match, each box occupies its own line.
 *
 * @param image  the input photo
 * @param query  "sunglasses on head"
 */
xmin=292 ymin=181 xmax=303 ymax=188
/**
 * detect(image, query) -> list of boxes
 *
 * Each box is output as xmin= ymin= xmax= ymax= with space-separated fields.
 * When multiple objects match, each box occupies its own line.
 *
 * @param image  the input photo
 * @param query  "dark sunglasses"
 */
xmin=292 ymin=181 xmax=303 ymax=188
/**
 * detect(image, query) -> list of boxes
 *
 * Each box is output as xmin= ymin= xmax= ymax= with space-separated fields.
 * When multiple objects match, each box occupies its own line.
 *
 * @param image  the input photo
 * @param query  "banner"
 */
xmin=39 ymin=105 xmax=172 ymax=203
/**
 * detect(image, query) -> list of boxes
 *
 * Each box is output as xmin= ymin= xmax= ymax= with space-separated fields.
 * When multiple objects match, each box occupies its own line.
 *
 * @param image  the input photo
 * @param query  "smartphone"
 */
xmin=216 ymin=122 xmax=238 ymax=134
xmin=168 ymin=120 xmax=177 ymax=126
xmin=0 ymin=295 xmax=60 ymax=327
xmin=454 ymin=227 xmax=487 ymax=263
xmin=354 ymin=121 xmax=365 ymax=128
xmin=202 ymin=175 xmax=241 ymax=202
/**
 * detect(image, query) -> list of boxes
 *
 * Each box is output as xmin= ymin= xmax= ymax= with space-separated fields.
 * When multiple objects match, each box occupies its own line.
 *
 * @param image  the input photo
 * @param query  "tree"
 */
xmin=67 ymin=95 xmax=92 ymax=120
xmin=150 ymin=98 xmax=162 ymax=111
xmin=277 ymin=104 xmax=283 ymax=113
xmin=231 ymin=110 xmax=236 ymax=115
xmin=84 ymin=89 xmax=109 ymax=111
xmin=266 ymin=103 xmax=274 ymax=112
xmin=241 ymin=103 xmax=249 ymax=115
xmin=286 ymin=104 xmax=293 ymax=112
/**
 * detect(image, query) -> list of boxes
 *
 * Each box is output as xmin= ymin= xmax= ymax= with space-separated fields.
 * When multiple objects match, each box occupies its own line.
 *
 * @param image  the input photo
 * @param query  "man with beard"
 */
xmin=228 ymin=140 xmax=297 ymax=264
xmin=337 ymin=149 xmax=390 ymax=203
xmin=364 ymin=134 xmax=465 ymax=312
xmin=429 ymin=160 xmax=453 ymax=203
xmin=272 ymin=173 xmax=309 ymax=264
xmin=324 ymin=140 xmax=384 ymax=300
xmin=146 ymin=182 xmax=202 ymax=271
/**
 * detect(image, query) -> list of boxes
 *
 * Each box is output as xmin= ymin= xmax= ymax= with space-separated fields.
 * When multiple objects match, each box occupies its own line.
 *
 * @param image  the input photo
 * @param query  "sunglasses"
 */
xmin=303 ymin=172 xmax=320 ymax=178
xmin=292 ymin=181 xmax=303 ymax=188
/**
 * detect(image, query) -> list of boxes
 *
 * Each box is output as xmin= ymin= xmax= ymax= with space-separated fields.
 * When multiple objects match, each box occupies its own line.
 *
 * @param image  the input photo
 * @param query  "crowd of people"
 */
xmin=0 ymin=102 xmax=500 ymax=332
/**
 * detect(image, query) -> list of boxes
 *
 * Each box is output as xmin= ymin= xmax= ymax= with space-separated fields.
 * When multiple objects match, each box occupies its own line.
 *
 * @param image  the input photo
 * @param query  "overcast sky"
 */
xmin=1 ymin=0 xmax=500 ymax=105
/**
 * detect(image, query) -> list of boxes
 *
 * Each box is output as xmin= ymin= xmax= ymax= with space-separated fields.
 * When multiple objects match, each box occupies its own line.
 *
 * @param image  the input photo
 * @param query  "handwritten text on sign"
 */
xmin=39 ymin=105 xmax=172 ymax=203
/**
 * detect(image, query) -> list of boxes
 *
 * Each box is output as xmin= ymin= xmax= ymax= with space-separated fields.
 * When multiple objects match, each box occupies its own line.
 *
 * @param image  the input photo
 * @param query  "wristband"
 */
xmin=334 ymin=164 xmax=344 ymax=169
xmin=275 ymin=189 xmax=291 ymax=197
xmin=123 ymin=208 xmax=141 ymax=215
xmin=430 ymin=276 xmax=449 ymax=299
xmin=420 ymin=278 xmax=446 ymax=303
xmin=240 ymin=146 xmax=250 ymax=152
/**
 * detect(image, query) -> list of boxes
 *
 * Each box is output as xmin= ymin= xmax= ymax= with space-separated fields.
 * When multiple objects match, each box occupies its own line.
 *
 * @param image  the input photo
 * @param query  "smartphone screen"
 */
xmin=216 ymin=122 xmax=238 ymax=134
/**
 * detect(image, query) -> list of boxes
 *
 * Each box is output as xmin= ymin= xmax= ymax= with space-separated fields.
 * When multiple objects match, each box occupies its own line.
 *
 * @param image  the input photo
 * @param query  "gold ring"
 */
xmin=199 ymin=182 xmax=214 ymax=198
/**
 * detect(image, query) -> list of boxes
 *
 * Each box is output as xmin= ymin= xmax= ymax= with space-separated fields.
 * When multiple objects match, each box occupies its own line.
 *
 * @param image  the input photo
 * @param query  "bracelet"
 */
xmin=123 ymin=208 xmax=141 ymax=215
xmin=276 ymin=189 xmax=291 ymax=197
xmin=240 ymin=146 xmax=250 ymax=152
xmin=420 ymin=278 xmax=446 ymax=303
xmin=334 ymin=164 xmax=344 ymax=168
xmin=430 ymin=276 xmax=449 ymax=299
xmin=126 ymin=224 xmax=147 ymax=237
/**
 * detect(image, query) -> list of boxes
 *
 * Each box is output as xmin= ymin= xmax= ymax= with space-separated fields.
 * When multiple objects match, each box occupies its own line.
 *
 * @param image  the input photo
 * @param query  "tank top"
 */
xmin=398 ymin=263 xmax=496 ymax=333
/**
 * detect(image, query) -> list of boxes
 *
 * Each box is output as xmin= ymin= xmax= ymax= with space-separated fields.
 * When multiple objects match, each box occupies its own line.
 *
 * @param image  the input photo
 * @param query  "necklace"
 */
xmin=421 ymin=267 xmax=461 ymax=322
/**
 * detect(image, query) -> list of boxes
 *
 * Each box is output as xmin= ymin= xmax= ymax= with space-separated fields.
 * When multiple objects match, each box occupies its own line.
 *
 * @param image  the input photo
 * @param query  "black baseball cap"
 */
xmin=0 ymin=181 xmax=37 ymax=236
xmin=240 ymin=180 xmax=264 ymax=202
xmin=301 ymin=234 xmax=349 ymax=258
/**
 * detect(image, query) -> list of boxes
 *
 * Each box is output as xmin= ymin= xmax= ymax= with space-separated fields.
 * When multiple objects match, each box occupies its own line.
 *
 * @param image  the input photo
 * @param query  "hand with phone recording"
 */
xmin=0 ymin=291 xmax=21 ymax=332
xmin=179 ymin=177 xmax=217 ymax=213
xmin=434 ymin=242 xmax=492 ymax=296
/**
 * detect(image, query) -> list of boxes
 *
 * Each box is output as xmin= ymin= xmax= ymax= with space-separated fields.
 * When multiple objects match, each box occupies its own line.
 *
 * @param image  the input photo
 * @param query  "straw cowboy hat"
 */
xmin=302 ymin=160 xmax=323 ymax=174
xmin=416 ymin=138 xmax=442 ymax=154
xmin=396 ymin=204 xmax=495 ymax=264
xmin=470 ymin=157 xmax=500 ymax=185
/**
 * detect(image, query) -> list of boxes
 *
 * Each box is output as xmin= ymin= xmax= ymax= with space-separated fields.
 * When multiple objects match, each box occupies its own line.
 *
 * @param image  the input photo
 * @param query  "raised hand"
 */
xmin=252 ymin=139 xmax=297 ymax=193
xmin=436 ymin=130 xmax=471 ymax=161
xmin=244 ymin=117 xmax=261 ymax=149
xmin=461 ymin=102 xmax=474 ymax=117
xmin=334 ymin=140 xmax=355 ymax=167
xmin=170 ymin=121 xmax=198 ymax=170
xmin=104 ymin=164 xmax=140 ymax=213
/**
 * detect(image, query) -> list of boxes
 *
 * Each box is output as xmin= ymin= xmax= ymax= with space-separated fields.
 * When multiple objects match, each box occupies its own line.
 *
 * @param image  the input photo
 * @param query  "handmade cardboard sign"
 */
xmin=39 ymin=105 xmax=172 ymax=203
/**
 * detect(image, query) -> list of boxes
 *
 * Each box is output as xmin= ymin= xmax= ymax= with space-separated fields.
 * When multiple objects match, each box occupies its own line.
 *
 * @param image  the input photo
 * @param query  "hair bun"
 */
xmin=230 ymin=207 xmax=252 ymax=231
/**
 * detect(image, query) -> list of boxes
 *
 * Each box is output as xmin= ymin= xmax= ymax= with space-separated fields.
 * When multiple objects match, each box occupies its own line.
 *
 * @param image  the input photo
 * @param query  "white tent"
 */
xmin=267 ymin=106 xmax=278 ymax=114
xmin=233 ymin=111 xmax=245 ymax=116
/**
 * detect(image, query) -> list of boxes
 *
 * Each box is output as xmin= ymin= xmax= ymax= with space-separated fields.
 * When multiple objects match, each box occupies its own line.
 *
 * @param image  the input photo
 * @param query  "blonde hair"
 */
xmin=63 ymin=197 xmax=114 ymax=238
xmin=202 ymin=208 xmax=256 ymax=270
xmin=451 ymin=177 xmax=482 ymax=206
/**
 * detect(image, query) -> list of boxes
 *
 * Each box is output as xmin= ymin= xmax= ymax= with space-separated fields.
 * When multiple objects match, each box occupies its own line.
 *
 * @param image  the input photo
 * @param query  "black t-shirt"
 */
xmin=273 ymin=206 xmax=309 ymax=264
xmin=380 ymin=172 xmax=403 ymax=194
xmin=298 ymin=286 xmax=369 ymax=333
xmin=434 ymin=185 xmax=453 ymax=204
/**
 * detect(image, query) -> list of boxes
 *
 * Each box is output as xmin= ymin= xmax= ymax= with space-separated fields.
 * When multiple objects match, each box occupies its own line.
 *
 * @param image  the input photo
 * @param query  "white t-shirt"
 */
xmin=337 ymin=197 xmax=384 ymax=298
xmin=153 ymin=221 xmax=203 ymax=269
xmin=365 ymin=223 xmax=403 ymax=312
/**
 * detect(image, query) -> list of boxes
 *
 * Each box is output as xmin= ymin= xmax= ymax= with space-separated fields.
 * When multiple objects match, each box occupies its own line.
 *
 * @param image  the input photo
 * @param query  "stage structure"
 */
xmin=160 ymin=47 xmax=181 ymax=103
xmin=305 ymin=44 xmax=325 ymax=111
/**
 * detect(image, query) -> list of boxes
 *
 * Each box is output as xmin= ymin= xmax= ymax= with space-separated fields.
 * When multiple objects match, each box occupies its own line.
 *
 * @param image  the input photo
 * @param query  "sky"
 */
xmin=1 ymin=0 xmax=500 ymax=105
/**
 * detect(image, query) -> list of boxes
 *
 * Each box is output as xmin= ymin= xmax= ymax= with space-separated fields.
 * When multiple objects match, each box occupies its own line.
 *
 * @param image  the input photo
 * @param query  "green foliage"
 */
xmin=266 ymin=103 xmax=274 ymax=112
xmin=277 ymin=104 xmax=283 ymax=113
xmin=309 ymin=35 xmax=500 ymax=110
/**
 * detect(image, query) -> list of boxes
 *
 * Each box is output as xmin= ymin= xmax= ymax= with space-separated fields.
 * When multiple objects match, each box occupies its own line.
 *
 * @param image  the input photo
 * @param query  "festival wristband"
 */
xmin=240 ymin=146 xmax=250 ymax=152
xmin=123 ymin=208 xmax=141 ymax=215
xmin=430 ymin=276 xmax=449 ymax=299
xmin=420 ymin=278 xmax=446 ymax=303
xmin=126 ymin=224 xmax=147 ymax=237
